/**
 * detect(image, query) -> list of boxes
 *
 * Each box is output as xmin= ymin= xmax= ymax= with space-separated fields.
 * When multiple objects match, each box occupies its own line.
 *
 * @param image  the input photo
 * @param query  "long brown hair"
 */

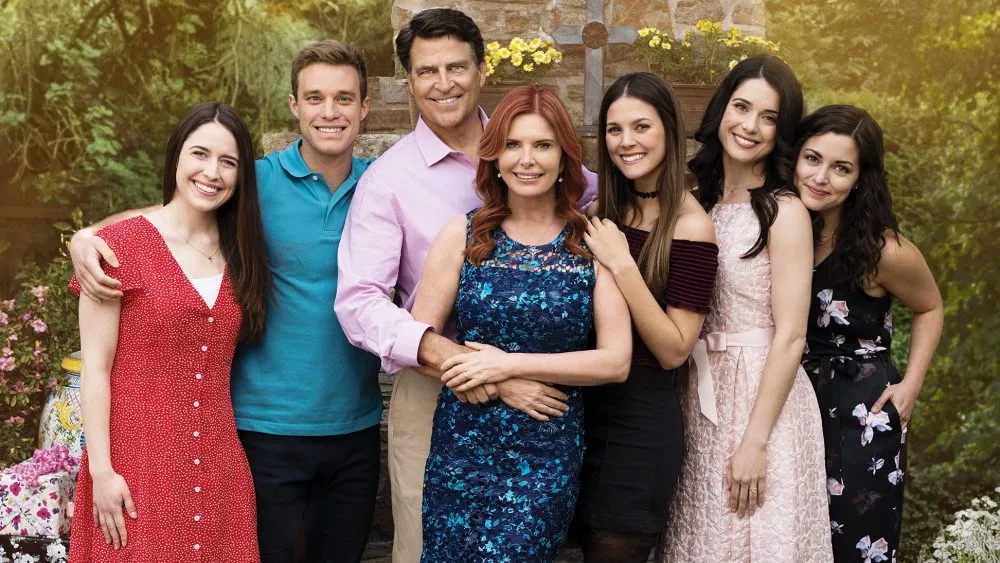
xmin=468 ymin=85 xmax=589 ymax=264
xmin=597 ymin=72 xmax=686 ymax=298
xmin=161 ymin=102 xmax=272 ymax=343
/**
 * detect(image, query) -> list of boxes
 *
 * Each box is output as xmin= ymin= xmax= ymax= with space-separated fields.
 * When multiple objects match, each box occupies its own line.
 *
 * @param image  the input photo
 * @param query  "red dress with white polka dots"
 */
xmin=68 ymin=216 xmax=259 ymax=562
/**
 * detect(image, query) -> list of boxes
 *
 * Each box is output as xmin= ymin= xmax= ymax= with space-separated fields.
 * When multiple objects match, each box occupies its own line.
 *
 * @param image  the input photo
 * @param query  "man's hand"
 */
xmin=70 ymin=230 xmax=122 ymax=301
xmin=453 ymin=383 xmax=500 ymax=405
xmin=497 ymin=379 xmax=569 ymax=421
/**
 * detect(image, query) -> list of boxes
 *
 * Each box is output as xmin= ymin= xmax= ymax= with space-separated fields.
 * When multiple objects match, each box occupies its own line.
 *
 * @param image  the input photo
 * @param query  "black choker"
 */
xmin=629 ymin=185 xmax=658 ymax=199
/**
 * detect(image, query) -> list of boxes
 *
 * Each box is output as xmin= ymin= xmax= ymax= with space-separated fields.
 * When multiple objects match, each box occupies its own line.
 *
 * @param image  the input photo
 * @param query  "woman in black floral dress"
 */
xmin=794 ymin=105 xmax=944 ymax=562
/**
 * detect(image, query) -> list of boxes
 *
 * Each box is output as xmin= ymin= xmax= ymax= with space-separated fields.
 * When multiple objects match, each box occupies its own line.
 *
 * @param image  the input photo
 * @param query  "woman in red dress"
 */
xmin=69 ymin=102 xmax=271 ymax=561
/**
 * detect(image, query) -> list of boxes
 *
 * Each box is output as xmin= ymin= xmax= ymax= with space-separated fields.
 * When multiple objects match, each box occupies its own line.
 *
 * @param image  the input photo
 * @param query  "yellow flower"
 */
xmin=510 ymin=37 xmax=528 ymax=52
xmin=532 ymin=51 xmax=547 ymax=64
xmin=682 ymin=40 xmax=691 ymax=48
xmin=649 ymin=36 xmax=661 ymax=47
xmin=729 ymin=59 xmax=738 ymax=70
xmin=487 ymin=63 xmax=496 ymax=76
xmin=486 ymin=41 xmax=500 ymax=52
xmin=498 ymin=47 xmax=511 ymax=59
xmin=638 ymin=28 xmax=650 ymax=38
xmin=695 ymin=19 xmax=714 ymax=33
xmin=511 ymin=52 xmax=523 ymax=66
xmin=661 ymin=41 xmax=671 ymax=50
xmin=523 ymin=63 xmax=534 ymax=72
xmin=529 ymin=38 xmax=542 ymax=50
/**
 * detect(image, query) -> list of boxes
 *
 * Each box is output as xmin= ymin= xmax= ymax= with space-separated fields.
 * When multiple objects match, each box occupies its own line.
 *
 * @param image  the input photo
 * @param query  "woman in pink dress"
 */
xmin=660 ymin=56 xmax=833 ymax=562
xmin=69 ymin=102 xmax=270 ymax=561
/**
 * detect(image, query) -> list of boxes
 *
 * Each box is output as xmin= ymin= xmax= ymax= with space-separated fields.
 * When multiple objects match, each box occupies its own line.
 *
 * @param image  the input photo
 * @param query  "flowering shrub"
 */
xmin=634 ymin=20 xmax=780 ymax=84
xmin=0 ymin=248 xmax=79 ymax=468
xmin=484 ymin=37 xmax=563 ymax=84
xmin=922 ymin=487 xmax=1000 ymax=562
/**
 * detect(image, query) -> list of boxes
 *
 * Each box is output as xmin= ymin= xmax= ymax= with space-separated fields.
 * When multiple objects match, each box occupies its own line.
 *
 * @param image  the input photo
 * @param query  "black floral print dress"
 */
xmin=802 ymin=258 xmax=906 ymax=563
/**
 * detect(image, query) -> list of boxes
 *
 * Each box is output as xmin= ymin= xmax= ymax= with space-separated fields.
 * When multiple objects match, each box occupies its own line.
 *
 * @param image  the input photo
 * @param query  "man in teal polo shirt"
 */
xmin=69 ymin=41 xmax=382 ymax=563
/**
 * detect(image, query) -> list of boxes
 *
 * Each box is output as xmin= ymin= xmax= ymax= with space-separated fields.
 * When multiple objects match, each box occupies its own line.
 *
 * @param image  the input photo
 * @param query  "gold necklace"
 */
xmin=161 ymin=215 xmax=221 ymax=263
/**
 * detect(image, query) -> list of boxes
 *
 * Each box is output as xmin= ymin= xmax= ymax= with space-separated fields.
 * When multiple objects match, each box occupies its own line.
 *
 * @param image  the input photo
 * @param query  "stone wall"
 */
xmin=385 ymin=0 xmax=766 ymax=129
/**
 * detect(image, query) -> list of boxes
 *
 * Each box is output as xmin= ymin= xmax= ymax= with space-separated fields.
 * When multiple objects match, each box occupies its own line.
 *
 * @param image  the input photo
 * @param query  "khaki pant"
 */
xmin=387 ymin=368 xmax=442 ymax=563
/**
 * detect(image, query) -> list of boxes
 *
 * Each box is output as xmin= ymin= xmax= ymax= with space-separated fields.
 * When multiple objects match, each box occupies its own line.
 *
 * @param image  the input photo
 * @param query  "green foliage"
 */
xmin=0 ymin=0 xmax=393 ymax=463
xmin=767 ymin=1 xmax=1000 ymax=560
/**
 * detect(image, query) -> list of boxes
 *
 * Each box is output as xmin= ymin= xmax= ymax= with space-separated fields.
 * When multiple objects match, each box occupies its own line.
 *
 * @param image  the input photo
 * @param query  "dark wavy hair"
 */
xmin=395 ymin=8 xmax=485 ymax=73
xmin=689 ymin=55 xmax=803 ymax=258
xmin=597 ymin=72 xmax=686 ymax=299
xmin=469 ymin=85 xmax=589 ymax=264
xmin=161 ymin=102 xmax=272 ymax=343
xmin=793 ymin=104 xmax=899 ymax=288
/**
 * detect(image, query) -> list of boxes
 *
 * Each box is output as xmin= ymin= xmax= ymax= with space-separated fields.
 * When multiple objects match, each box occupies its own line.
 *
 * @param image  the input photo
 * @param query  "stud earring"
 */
xmin=558 ymin=175 xmax=564 ymax=183
xmin=497 ymin=172 xmax=502 ymax=178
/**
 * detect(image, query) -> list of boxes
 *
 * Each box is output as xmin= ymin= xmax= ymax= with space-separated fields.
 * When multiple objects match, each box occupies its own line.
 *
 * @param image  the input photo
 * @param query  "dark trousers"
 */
xmin=238 ymin=425 xmax=381 ymax=563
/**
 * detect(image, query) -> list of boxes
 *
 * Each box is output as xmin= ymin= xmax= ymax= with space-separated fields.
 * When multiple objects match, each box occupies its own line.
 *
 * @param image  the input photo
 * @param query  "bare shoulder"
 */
xmin=877 ymin=231 xmax=926 ymax=274
xmin=435 ymin=213 xmax=470 ymax=248
xmin=773 ymin=193 xmax=810 ymax=226
xmin=673 ymin=194 xmax=716 ymax=243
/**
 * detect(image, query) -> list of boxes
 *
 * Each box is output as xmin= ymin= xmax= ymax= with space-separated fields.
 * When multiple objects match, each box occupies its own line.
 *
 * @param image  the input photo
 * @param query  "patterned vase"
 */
xmin=37 ymin=352 xmax=84 ymax=457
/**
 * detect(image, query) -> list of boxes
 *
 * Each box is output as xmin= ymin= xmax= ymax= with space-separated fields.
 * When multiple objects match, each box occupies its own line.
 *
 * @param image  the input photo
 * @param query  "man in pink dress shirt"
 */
xmin=334 ymin=8 xmax=597 ymax=562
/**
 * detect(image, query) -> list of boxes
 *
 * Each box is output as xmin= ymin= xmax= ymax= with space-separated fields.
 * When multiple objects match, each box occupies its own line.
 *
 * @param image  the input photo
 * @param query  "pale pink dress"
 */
xmin=660 ymin=203 xmax=833 ymax=563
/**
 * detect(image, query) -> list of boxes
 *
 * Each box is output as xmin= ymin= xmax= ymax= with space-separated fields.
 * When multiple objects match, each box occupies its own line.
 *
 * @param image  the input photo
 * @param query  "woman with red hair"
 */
xmin=410 ymin=85 xmax=632 ymax=562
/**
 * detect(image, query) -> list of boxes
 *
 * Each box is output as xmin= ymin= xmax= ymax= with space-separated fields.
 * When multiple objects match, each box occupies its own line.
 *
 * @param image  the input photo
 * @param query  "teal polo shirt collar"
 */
xmin=275 ymin=139 xmax=369 ymax=227
xmin=276 ymin=138 xmax=313 ymax=178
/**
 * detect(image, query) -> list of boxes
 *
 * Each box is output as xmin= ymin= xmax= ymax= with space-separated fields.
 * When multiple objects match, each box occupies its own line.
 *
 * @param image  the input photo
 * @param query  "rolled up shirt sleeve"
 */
xmin=335 ymin=168 xmax=431 ymax=374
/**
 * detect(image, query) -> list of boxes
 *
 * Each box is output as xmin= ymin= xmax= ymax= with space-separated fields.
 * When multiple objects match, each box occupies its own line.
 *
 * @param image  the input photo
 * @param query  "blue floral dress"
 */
xmin=421 ymin=212 xmax=595 ymax=563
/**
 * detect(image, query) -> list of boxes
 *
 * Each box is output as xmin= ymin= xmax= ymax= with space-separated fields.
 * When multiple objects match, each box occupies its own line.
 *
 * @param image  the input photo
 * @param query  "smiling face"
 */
xmin=605 ymin=95 xmax=668 ymax=193
xmin=718 ymin=77 xmax=780 ymax=166
xmin=173 ymin=121 xmax=240 ymax=213
xmin=497 ymin=113 xmax=564 ymax=200
xmin=795 ymin=132 xmax=861 ymax=214
xmin=408 ymin=35 xmax=486 ymax=134
xmin=289 ymin=62 xmax=369 ymax=161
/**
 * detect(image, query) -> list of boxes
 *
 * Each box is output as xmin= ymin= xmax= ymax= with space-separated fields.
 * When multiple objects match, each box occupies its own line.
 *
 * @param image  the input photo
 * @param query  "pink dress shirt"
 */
xmin=335 ymin=110 xmax=598 ymax=374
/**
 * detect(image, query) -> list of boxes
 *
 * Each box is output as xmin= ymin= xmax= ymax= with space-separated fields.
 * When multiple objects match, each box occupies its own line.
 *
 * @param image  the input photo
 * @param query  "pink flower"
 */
xmin=853 ymin=403 xmax=893 ymax=446
xmin=22 ymin=311 xmax=32 ymax=322
xmin=0 ymin=311 xmax=7 ymax=325
xmin=1 ymin=299 xmax=14 ymax=311
xmin=856 ymin=535 xmax=889 ymax=562
xmin=827 ymin=477 xmax=845 ymax=496
xmin=817 ymin=289 xmax=850 ymax=327
xmin=0 ymin=355 xmax=14 ymax=372
xmin=9 ymin=482 xmax=21 ymax=496
xmin=30 ymin=285 xmax=49 ymax=304
xmin=7 ymin=333 xmax=17 ymax=343
xmin=30 ymin=319 xmax=47 ymax=333
xmin=5 ymin=416 xmax=25 ymax=425
xmin=36 ymin=507 xmax=52 ymax=519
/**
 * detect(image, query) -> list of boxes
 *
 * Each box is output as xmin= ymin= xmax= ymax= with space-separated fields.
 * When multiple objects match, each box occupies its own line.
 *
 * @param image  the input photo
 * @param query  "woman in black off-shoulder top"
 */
xmin=579 ymin=72 xmax=719 ymax=563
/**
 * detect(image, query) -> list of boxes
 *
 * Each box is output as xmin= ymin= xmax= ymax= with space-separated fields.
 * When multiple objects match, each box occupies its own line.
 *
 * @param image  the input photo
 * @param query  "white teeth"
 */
xmin=317 ymin=127 xmax=344 ymax=133
xmin=514 ymin=173 xmax=542 ymax=180
xmin=193 ymin=180 xmax=220 ymax=195
xmin=433 ymin=97 xmax=458 ymax=104
xmin=733 ymin=133 xmax=759 ymax=148
xmin=622 ymin=154 xmax=645 ymax=163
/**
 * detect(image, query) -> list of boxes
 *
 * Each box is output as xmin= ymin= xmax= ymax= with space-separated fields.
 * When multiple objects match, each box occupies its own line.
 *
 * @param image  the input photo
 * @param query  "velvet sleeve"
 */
xmin=664 ymin=239 xmax=719 ymax=314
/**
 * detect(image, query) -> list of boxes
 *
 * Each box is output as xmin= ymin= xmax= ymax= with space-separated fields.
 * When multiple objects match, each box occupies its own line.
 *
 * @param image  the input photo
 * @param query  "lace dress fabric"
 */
xmin=421 ymin=212 xmax=595 ymax=563
xmin=660 ymin=203 xmax=832 ymax=562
